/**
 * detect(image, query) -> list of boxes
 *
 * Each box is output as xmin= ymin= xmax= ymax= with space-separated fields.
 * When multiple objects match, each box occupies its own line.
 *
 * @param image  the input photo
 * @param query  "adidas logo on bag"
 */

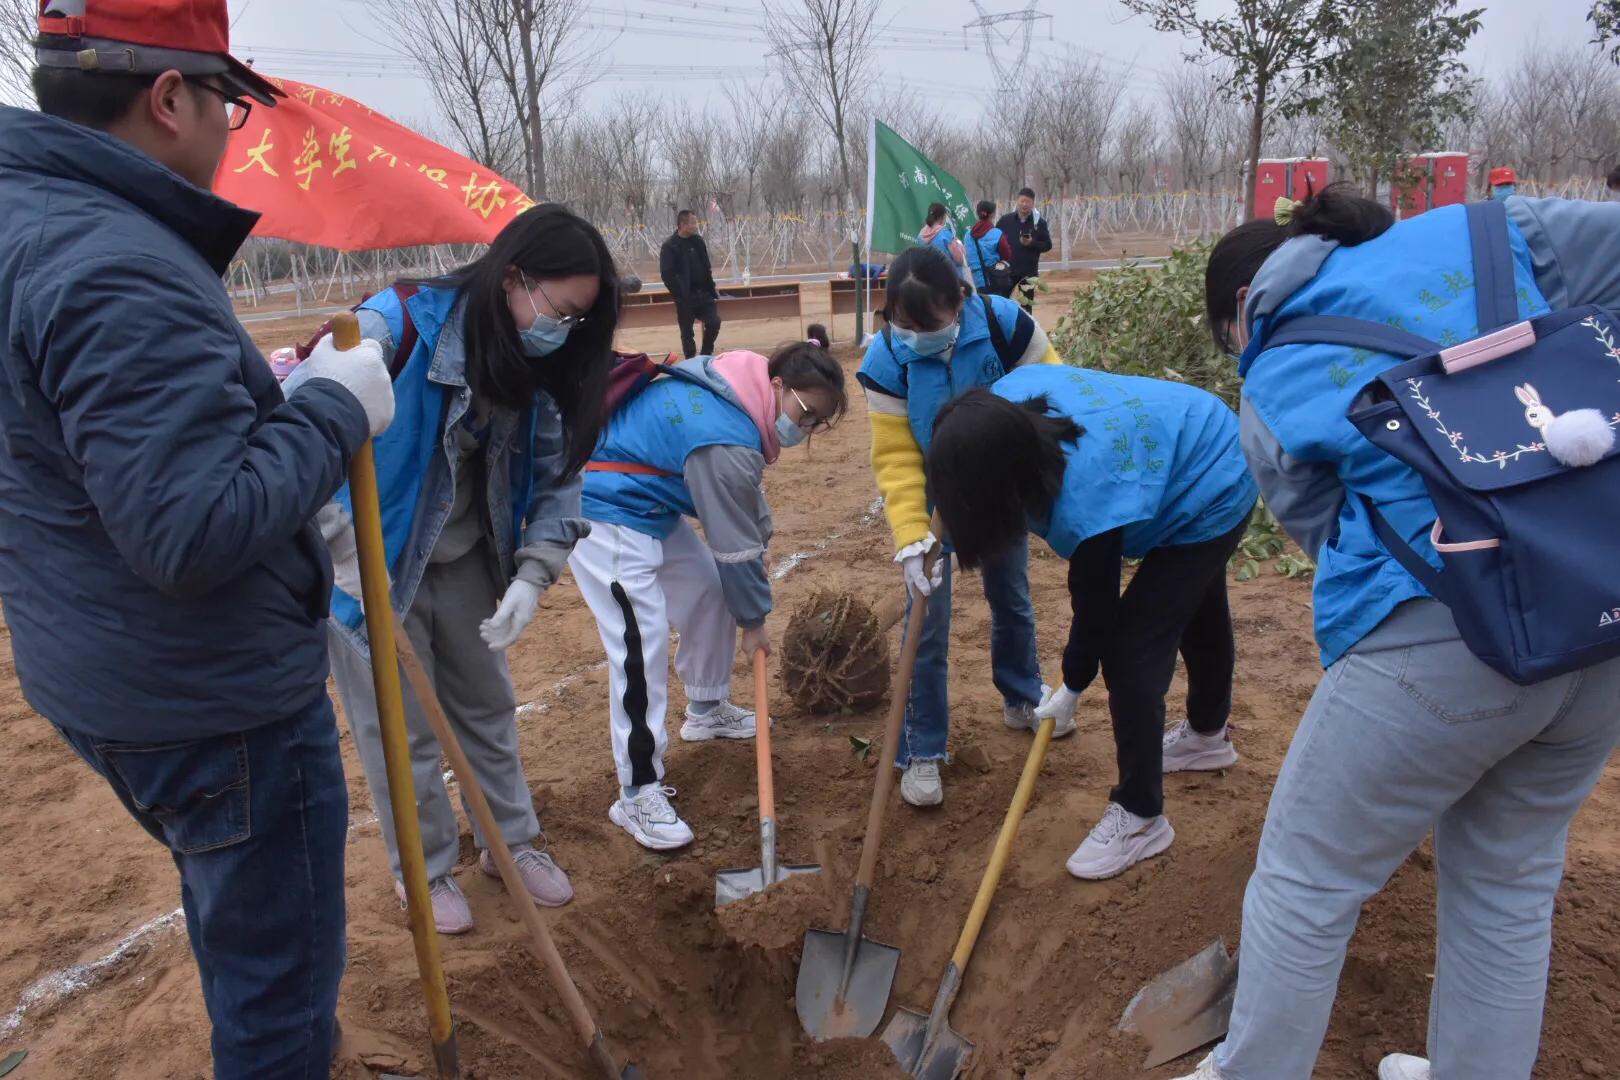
xmin=1600 ymin=608 xmax=1620 ymax=629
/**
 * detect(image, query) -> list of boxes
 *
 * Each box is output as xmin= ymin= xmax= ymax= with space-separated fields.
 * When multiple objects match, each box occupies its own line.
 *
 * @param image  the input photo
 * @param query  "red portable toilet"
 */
xmin=1292 ymin=158 xmax=1331 ymax=200
xmin=1428 ymin=152 xmax=1469 ymax=208
xmin=1390 ymin=155 xmax=1430 ymax=218
xmin=1254 ymin=158 xmax=1290 ymax=220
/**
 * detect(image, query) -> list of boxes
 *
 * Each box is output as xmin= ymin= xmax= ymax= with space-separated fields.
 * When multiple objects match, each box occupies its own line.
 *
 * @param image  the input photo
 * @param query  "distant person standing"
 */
xmin=997 ymin=187 xmax=1054 ymax=310
xmin=660 ymin=209 xmax=721 ymax=359
xmin=919 ymin=201 xmax=968 ymax=279
xmin=964 ymin=199 xmax=1014 ymax=297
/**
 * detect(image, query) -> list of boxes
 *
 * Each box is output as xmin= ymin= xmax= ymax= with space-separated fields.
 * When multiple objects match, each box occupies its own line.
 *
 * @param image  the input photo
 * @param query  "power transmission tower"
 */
xmin=963 ymin=1 xmax=1052 ymax=98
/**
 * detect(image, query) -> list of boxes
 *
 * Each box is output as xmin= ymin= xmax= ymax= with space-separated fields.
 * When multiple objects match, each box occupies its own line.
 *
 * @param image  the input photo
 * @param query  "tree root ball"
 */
xmin=780 ymin=590 xmax=891 ymax=714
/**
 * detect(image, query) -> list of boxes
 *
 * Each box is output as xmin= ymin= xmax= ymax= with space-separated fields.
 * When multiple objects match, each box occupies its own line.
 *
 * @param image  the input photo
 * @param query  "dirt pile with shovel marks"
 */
xmin=2 ymin=342 xmax=1619 ymax=1079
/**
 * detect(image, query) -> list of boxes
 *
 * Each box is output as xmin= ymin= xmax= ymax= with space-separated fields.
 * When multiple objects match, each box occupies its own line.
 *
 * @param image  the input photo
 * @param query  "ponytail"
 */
xmin=1284 ymin=182 xmax=1394 ymax=246
xmin=768 ymin=323 xmax=848 ymax=425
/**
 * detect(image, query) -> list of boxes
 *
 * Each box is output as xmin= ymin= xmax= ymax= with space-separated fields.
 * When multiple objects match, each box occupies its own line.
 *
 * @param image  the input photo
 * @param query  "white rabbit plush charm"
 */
xmin=1515 ymin=383 xmax=1615 ymax=468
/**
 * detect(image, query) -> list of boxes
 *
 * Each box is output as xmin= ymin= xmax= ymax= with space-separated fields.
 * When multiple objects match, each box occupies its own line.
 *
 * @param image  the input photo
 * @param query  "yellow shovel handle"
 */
xmin=335 ymin=312 xmax=459 ymax=1075
xmin=950 ymin=714 xmax=1056 ymax=972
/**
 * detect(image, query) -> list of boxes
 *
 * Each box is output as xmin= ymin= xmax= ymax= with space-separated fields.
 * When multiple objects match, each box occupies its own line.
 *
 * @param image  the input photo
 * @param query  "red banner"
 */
xmin=212 ymin=76 xmax=533 ymax=250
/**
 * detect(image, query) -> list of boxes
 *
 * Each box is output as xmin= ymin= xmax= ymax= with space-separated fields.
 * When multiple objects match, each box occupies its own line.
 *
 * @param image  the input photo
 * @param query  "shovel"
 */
xmin=394 ymin=617 xmax=645 ymax=1080
xmin=714 ymin=650 xmax=822 ymax=906
xmin=796 ymin=530 xmax=941 ymax=1040
xmin=884 ymin=712 xmax=1059 ymax=1080
xmin=1118 ymin=939 xmax=1238 ymax=1068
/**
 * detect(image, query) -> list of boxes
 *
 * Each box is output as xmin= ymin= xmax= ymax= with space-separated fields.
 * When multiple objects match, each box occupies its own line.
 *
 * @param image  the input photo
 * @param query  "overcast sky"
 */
xmin=228 ymin=0 xmax=1607 ymax=137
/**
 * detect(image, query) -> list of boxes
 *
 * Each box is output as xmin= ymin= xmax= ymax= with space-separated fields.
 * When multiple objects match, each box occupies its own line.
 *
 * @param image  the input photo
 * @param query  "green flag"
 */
xmin=865 ymin=118 xmax=974 ymax=258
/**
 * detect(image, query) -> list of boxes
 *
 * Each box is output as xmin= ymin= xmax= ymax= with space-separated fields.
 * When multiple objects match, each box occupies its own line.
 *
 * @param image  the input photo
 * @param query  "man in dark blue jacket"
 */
xmin=0 ymin=2 xmax=395 ymax=1075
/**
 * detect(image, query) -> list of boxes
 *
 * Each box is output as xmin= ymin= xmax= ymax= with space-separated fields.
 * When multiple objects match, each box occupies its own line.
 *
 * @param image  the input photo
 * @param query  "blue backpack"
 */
xmin=1263 ymin=200 xmax=1620 ymax=685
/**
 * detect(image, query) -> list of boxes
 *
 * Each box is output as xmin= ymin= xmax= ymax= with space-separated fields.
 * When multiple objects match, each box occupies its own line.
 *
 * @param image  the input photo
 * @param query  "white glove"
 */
xmin=1035 ymin=683 xmax=1080 ymax=729
xmin=288 ymin=333 xmax=395 ymax=437
xmin=315 ymin=502 xmax=363 ymax=604
xmin=896 ymin=533 xmax=944 ymax=597
xmin=480 ymin=579 xmax=542 ymax=651
xmin=740 ymin=622 xmax=771 ymax=659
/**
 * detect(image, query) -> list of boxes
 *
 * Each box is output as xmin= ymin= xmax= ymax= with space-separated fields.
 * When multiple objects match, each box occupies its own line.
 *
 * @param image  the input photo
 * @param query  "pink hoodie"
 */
xmin=710 ymin=349 xmax=782 ymax=464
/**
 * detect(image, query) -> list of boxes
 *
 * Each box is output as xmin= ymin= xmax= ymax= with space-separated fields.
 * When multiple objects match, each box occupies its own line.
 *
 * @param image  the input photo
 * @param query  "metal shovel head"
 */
xmin=882 ymin=1005 xmax=973 ymax=1080
xmin=713 ymin=862 xmax=822 ymax=907
xmin=1118 ymin=939 xmax=1239 ymax=1068
xmin=796 ymin=925 xmax=900 ymax=1040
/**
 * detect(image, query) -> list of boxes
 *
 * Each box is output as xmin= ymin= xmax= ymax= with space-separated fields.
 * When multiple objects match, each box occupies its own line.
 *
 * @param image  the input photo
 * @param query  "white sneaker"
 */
xmin=1066 ymin=802 xmax=1174 ymax=880
xmin=1379 ymin=1054 xmax=1430 ymax=1080
xmin=1004 ymin=685 xmax=1076 ymax=738
xmin=609 ymin=785 xmax=695 ymax=851
xmin=1172 ymin=1055 xmax=1226 ymax=1080
xmin=1163 ymin=721 xmax=1239 ymax=773
xmin=680 ymin=700 xmax=756 ymax=742
xmin=899 ymin=761 xmax=943 ymax=807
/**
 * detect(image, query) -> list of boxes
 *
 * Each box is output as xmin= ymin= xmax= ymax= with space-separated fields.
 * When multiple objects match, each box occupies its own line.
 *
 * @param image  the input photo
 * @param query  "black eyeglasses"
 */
xmin=188 ymin=78 xmax=252 ymax=131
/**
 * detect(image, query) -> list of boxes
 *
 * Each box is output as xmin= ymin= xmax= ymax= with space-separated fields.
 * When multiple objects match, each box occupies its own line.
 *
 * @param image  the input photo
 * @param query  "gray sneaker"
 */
xmin=1005 ymin=685 xmax=1075 ymax=738
xmin=395 ymin=874 xmax=474 ymax=935
xmin=482 ymin=844 xmax=573 ymax=907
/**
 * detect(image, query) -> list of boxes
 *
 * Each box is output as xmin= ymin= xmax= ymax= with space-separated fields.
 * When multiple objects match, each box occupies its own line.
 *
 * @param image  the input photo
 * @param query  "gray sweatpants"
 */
xmin=1213 ymin=600 xmax=1620 ymax=1080
xmin=330 ymin=544 xmax=541 ymax=882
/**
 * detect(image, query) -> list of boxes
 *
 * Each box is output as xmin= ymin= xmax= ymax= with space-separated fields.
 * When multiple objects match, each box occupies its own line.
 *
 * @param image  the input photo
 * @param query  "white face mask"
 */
xmin=893 ymin=320 xmax=959 ymax=357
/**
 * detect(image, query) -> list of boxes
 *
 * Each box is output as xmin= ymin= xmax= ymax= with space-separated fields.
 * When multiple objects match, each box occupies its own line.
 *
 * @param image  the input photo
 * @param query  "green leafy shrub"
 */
xmin=1051 ymin=242 xmax=1314 ymax=580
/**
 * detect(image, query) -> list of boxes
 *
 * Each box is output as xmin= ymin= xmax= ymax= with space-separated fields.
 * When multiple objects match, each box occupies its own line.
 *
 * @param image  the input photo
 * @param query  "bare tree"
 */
xmin=1113 ymin=103 xmax=1160 ymax=193
xmin=720 ymin=79 xmax=782 ymax=214
xmin=758 ymin=108 xmax=814 ymax=213
xmin=1 ymin=0 xmax=33 ymax=108
xmin=662 ymin=103 xmax=719 ymax=218
xmin=603 ymin=96 xmax=661 ymax=222
xmin=1038 ymin=56 xmax=1126 ymax=197
xmin=765 ymin=0 xmax=880 ymax=331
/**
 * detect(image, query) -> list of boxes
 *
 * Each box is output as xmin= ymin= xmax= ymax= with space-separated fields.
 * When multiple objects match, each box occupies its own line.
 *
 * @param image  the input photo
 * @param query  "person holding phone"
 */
xmin=997 ymin=187 xmax=1054 ymax=311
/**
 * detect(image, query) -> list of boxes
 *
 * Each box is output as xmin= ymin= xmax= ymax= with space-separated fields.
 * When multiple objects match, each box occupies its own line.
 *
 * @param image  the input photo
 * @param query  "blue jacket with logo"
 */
xmin=1238 ymin=204 xmax=1552 ymax=665
xmin=995 ymin=366 xmax=1256 ymax=559
xmin=0 ymin=106 xmax=368 ymax=739
xmin=324 ymin=284 xmax=587 ymax=655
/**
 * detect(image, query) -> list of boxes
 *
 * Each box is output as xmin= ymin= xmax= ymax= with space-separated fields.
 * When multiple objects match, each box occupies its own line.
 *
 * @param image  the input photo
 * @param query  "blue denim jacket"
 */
xmin=326 ymin=284 xmax=587 ymax=655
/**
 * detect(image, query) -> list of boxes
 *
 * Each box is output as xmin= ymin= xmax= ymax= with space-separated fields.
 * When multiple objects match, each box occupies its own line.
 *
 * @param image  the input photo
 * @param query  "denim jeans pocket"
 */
xmin=96 ymin=734 xmax=252 ymax=853
xmin=1396 ymin=639 xmax=1529 ymax=724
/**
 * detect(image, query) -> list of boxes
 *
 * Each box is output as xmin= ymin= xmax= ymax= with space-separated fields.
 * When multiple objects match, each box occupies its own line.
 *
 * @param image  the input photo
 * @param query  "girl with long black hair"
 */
xmin=298 ymin=204 xmax=619 ymax=935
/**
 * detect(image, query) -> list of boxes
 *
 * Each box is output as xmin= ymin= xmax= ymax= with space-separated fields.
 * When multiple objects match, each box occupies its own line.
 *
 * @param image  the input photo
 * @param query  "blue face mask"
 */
xmin=775 ymin=412 xmax=808 ymax=448
xmin=518 ymin=274 xmax=577 ymax=358
xmin=892 ymin=319 xmax=959 ymax=357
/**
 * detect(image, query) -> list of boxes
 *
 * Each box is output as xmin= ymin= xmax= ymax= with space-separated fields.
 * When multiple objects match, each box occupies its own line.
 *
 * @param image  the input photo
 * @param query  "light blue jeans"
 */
xmin=1213 ymin=601 xmax=1620 ymax=1080
xmin=896 ymin=536 xmax=1043 ymax=767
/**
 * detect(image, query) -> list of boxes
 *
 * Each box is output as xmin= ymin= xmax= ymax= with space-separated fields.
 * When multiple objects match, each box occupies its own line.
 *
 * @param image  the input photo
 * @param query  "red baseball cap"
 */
xmin=35 ymin=0 xmax=283 ymax=107
xmin=1489 ymin=166 xmax=1518 ymax=187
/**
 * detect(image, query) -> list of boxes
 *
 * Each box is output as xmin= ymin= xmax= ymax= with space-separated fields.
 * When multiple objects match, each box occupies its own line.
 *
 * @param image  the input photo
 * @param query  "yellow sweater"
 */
xmin=867 ymin=333 xmax=1062 ymax=551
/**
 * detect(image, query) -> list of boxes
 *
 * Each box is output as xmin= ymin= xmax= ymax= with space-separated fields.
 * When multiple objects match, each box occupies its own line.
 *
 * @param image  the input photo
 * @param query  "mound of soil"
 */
xmin=781 ymin=589 xmax=893 ymax=715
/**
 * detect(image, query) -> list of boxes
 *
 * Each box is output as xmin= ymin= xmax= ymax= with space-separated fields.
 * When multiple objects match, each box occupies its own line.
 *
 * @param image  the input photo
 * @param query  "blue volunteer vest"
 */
xmin=927 ymin=225 xmax=958 ymax=261
xmin=582 ymin=372 xmax=763 ymax=538
xmin=858 ymin=293 xmax=1025 ymax=453
xmin=995 ymin=366 xmax=1256 ymax=559
xmin=1240 ymin=205 xmax=1550 ymax=664
xmin=964 ymin=226 xmax=1004 ymax=290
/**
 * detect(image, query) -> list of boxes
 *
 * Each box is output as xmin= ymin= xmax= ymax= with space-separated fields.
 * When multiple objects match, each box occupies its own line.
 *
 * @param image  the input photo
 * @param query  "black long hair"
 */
xmin=925 ymin=202 xmax=949 ymax=226
xmin=927 ymin=390 xmax=1082 ymax=569
xmin=882 ymin=244 xmax=972 ymax=328
xmin=427 ymin=204 xmax=619 ymax=477
xmin=768 ymin=323 xmax=848 ymax=426
xmin=1205 ymin=182 xmax=1394 ymax=352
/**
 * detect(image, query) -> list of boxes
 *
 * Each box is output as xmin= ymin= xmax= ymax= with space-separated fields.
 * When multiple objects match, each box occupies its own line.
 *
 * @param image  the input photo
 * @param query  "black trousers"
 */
xmin=1104 ymin=516 xmax=1248 ymax=819
xmin=676 ymin=297 xmax=721 ymax=359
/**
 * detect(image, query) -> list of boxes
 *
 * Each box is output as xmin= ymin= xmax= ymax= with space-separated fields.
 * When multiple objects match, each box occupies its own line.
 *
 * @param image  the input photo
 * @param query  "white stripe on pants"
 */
xmin=331 ymin=544 xmax=541 ymax=881
xmin=569 ymin=519 xmax=738 ymax=789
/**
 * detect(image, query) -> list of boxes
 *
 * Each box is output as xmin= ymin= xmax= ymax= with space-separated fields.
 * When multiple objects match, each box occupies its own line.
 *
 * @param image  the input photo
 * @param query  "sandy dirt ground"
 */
xmin=1 ymin=283 xmax=1617 ymax=1080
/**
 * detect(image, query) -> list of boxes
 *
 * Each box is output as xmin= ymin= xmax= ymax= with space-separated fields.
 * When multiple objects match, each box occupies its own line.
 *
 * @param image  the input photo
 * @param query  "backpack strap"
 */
xmin=1263 ymin=314 xmax=1439 ymax=358
xmin=1361 ymin=493 xmax=1444 ymax=595
xmin=981 ymin=294 xmax=1018 ymax=370
xmin=386 ymin=283 xmax=420 ymax=377
xmin=1466 ymin=200 xmax=1518 ymax=332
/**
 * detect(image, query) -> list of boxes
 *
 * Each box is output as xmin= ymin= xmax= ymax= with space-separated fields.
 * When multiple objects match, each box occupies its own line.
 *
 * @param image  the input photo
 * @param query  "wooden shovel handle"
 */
xmin=754 ymin=648 xmax=774 ymax=823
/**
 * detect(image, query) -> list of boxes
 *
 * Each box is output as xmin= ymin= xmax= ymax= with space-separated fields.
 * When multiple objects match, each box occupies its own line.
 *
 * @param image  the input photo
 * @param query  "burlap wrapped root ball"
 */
xmin=780 ymin=589 xmax=892 ymax=714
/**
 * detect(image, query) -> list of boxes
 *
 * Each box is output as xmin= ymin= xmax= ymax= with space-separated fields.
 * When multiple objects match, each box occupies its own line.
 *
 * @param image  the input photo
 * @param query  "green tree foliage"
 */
xmin=1592 ymin=0 xmax=1620 ymax=62
xmin=1315 ymin=0 xmax=1483 ymax=193
xmin=1051 ymin=244 xmax=1314 ymax=578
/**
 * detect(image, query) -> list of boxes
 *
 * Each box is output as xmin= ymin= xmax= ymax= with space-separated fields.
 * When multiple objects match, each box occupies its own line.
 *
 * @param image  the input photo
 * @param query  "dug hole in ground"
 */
xmin=1 ymin=282 xmax=1617 ymax=1079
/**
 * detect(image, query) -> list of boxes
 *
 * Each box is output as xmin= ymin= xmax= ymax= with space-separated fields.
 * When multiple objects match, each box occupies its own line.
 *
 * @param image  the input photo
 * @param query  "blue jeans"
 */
xmin=896 ymin=537 xmax=1042 ymax=767
xmin=54 ymin=696 xmax=348 ymax=1080
xmin=1212 ymin=602 xmax=1620 ymax=1080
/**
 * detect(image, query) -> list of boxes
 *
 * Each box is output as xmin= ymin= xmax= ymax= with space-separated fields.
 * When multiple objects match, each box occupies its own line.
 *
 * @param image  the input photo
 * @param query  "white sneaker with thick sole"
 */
xmin=1005 ymin=685 xmax=1076 ymax=739
xmin=608 ymin=785 xmax=695 ymax=851
xmin=1379 ymin=1054 xmax=1430 ymax=1080
xmin=680 ymin=700 xmax=756 ymax=742
xmin=1162 ymin=721 xmax=1239 ymax=773
xmin=1171 ymin=1055 xmax=1226 ymax=1080
xmin=1066 ymin=802 xmax=1174 ymax=880
xmin=900 ymin=761 xmax=943 ymax=807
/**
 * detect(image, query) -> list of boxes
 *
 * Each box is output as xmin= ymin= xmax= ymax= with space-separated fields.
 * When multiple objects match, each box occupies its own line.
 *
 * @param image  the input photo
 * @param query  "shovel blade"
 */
xmin=795 ymin=926 xmax=900 ymax=1040
xmin=882 ymin=1005 xmax=973 ymax=1080
xmin=1119 ymin=939 xmax=1239 ymax=1068
xmin=713 ymin=862 xmax=822 ymax=908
